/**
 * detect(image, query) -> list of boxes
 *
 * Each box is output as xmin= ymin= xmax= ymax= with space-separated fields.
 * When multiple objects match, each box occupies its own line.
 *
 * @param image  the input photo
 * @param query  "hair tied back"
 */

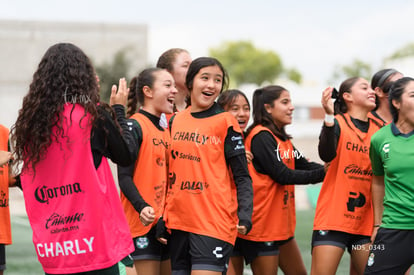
xmin=377 ymin=69 xmax=398 ymax=89
xmin=331 ymin=87 xmax=339 ymax=99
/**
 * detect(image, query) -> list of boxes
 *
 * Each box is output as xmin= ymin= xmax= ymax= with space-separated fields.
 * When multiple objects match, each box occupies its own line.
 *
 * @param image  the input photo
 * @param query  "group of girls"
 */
xmin=120 ymin=51 xmax=254 ymax=275
xmin=6 ymin=41 xmax=414 ymax=275
xmin=218 ymin=69 xmax=413 ymax=275
xmin=121 ymin=51 xmax=394 ymax=275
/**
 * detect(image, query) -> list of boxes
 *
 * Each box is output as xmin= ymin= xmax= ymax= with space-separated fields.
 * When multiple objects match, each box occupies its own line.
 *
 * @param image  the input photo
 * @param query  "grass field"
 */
xmin=5 ymin=209 xmax=356 ymax=275
xmin=7 ymin=216 xmax=43 ymax=274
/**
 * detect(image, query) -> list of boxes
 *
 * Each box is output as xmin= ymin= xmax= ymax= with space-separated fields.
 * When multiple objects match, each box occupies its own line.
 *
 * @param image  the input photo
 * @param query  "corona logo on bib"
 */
xmin=35 ymin=183 xmax=83 ymax=204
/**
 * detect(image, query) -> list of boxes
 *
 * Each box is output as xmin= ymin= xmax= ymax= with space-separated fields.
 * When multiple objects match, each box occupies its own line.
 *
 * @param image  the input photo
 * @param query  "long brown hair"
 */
xmin=11 ymin=43 xmax=107 ymax=172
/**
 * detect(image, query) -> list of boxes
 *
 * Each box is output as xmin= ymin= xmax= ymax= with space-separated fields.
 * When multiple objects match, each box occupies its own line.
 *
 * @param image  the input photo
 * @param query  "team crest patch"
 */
xmin=367 ymin=252 xmax=375 ymax=266
xmin=136 ymin=237 xmax=149 ymax=249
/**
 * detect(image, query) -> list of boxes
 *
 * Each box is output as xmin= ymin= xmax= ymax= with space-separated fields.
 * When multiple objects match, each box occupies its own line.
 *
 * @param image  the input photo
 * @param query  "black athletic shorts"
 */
xmin=131 ymin=225 xmax=170 ymax=261
xmin=364 ymin=228 xmax=414 ymax=274
xmin=170 ymin=229 xmax=233 ymax=273
xmin=0 ymin=244 xmax=5 ymax=271
xmin=312 ymin=230 xmax=370 ymax=253
xmin=231 ymin=237 xmax=293 ymax=264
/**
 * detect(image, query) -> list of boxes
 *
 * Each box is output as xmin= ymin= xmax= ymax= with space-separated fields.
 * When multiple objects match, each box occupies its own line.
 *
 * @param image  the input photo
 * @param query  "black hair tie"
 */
xmin=331 ymin=87 xmax=339 ymax=99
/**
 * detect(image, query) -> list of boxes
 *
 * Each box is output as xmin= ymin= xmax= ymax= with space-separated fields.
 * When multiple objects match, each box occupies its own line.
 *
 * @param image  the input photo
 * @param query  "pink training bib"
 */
xmin=21 ymin=104 xmax=133 ymax=274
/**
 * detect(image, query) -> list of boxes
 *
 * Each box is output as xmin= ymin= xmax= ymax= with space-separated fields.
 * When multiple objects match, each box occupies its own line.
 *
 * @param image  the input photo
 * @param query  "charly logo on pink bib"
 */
xmin=36 ymin=237 xmax=94 ymax=258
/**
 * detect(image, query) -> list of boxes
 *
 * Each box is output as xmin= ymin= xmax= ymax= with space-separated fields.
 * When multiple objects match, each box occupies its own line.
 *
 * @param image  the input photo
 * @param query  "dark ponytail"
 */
xmin=333 ymin=77 xmax=360 ymax=115
xmin=127 ymin=76 xmax=138 ymax=118
xmin=126 ymin=68 xmax=164 ymax=118
xmin=246 ymin=85 xmax=291 ymax=140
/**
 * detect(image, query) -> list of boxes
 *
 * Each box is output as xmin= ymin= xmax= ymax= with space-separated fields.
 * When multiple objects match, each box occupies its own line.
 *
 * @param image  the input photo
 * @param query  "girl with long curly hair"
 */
xmin=11 ymin=42 xmax=136 ymax=275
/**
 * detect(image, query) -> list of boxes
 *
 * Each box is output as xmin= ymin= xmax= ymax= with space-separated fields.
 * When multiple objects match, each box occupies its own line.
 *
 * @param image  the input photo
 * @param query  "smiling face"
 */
xmin=265 ymin=90 xmax=294 ymax=128
xmin=143 ymin=70 xmax=177 ymax=116
xmin=226 ymin=95 xmax=250 ymax=131
xmin=190 ymin=65 xmax=223 ymax=112
xmin=346 ymin=78 xmax=376 ymax=112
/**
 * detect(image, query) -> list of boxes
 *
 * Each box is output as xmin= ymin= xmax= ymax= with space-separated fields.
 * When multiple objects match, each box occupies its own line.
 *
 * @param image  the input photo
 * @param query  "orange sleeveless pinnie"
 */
xmin=241 ymin=125 xmax=296 ymax=241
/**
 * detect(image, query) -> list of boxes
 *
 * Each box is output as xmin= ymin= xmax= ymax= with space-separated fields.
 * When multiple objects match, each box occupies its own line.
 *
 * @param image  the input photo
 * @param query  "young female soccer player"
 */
xmin=312 ymin=77 xmax=380 ymax=275
xmin=118 ymin=67 xmax=177 ymax=275
xmin=11 ymin=43 xmax=136 ymax=275
xmin=217 ymin=89 xmax=251 ymax=134
xmin=164 ymin=57 xmax=253 ymax=274
xmin=369 ymin=68 xmax=403 ymax=126
xmin=365 ymin=77 xmax=414 ymax=274
xmin=156 ymin=48 xmax=192 ymax=112
xmin=234 ymin=85 xmax=325 ymax=275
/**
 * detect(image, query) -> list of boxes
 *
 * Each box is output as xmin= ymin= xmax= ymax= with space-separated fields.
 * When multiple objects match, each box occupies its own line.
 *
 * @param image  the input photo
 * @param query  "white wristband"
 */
xmin=325 ymin=114 xmax=334 ymax=124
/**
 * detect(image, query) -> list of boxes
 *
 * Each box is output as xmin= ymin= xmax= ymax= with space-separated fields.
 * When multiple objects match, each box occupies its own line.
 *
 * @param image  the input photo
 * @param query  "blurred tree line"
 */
xmin=330 ymin=42 xmax=414 ymax=83
xmin=209 ymin=40 xmax=302 ymax=87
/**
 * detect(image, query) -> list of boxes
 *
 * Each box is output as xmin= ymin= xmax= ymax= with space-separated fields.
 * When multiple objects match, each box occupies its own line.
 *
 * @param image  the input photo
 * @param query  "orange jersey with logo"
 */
xmin=0 ymin=125 xmax=11 ymax=244
xmin=121 ymin=113 xmax=170 ymax=237
xmin=164 ymin=107 xmax=243 ymax=244
xmin=240 ymin=125 xmax=295 ymax=241
xmin=313 ymin=113 xmax=380 ymax=235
